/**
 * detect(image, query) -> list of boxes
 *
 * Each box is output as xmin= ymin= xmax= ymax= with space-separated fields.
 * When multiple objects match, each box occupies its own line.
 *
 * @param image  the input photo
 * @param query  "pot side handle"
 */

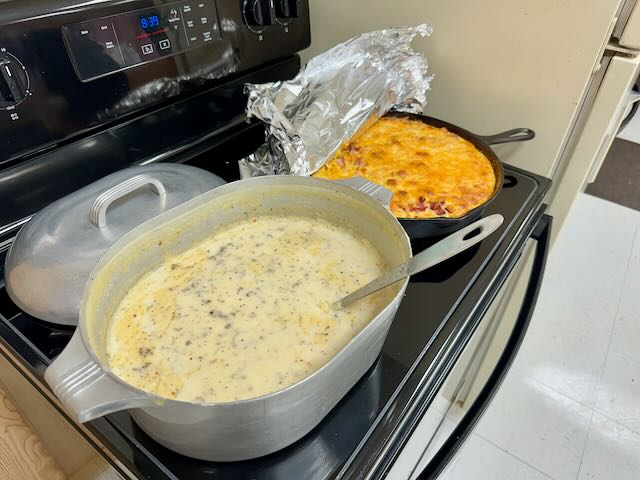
xmin=44 ymin=330 xmax=157 ymax=423
xmin=332 ymin=177 xmax=393 ymax=209
xmin=477 ymin=128 xmax=535 ymax=145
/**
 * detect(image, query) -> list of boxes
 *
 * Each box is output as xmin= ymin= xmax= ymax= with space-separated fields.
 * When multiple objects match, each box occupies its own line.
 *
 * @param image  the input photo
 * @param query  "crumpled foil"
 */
xmin=239 ymin=24 xmax=433 ymax=178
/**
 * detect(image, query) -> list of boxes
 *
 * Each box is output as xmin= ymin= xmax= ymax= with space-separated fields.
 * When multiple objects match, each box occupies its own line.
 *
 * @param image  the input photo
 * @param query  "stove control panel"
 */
xmin=63 ymin=0 xmax=222 ymax=81
xmin=0 ymin=0 xmax=309 ymax=165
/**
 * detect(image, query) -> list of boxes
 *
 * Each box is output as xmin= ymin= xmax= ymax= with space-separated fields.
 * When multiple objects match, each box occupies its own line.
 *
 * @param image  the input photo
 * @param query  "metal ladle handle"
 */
xmin=332 ymin=176 xmax=393 ymax=209
xmin=90 ymin=174 xmax=167 ymax=228
xmin=334 ymin=214 xmax=504 ymax=309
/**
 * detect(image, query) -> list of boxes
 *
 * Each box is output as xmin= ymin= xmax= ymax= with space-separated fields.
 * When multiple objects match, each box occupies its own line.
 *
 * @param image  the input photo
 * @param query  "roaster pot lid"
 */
xmin=4 ymin=164 xmax=225 ymax=326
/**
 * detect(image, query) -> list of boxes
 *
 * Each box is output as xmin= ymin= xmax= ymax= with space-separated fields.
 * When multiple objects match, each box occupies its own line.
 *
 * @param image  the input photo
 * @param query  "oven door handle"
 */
xmin=417 ymin=213 xmax=552 ymax=480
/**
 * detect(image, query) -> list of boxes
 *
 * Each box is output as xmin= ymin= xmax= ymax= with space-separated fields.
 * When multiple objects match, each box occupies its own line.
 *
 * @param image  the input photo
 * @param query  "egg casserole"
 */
xmin=314 ymin=116 xmax=497 ymax=219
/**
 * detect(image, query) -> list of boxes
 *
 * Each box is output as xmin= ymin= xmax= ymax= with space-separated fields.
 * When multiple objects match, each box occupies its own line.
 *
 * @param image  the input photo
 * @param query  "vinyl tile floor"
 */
xmin=437 ymin=193 xmax=640 ymax=480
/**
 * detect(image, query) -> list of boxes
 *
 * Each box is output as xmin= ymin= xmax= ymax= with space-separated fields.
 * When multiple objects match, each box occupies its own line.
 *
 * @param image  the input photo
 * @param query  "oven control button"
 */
xmin=275 ymin=0 xmax=297 ymax=18
xmin=0 ymin=51 xmax=29 ymax=110
xmin=243 ymin=0 xmax=271 ymax=27
xmin=141 ymin=44 xmax=154 ymax=55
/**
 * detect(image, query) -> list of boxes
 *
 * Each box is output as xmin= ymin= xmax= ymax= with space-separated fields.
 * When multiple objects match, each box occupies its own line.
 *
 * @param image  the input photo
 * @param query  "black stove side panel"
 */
xmin=0 ymin=0 xmax=310 ymax=165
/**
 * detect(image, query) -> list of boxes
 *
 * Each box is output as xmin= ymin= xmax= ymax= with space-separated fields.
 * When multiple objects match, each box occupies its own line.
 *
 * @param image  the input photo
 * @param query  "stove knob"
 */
xmin=0 ymin=52 xmax=29 ymax=110
xmin=243 ymin=0 xmax=272 ymax=27
xmin=275 ymin=0 xmax=297 ymax=18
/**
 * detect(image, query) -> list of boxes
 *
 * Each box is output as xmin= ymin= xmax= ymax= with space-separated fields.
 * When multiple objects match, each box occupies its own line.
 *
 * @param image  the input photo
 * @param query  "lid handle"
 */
xmin=90 ymin=174 xmax=167 ymax=228
xmin=44 ymin=330 xmax=157 ymax=423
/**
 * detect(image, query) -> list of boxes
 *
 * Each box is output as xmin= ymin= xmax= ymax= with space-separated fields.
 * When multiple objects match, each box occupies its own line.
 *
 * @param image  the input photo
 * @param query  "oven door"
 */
xmin=387 ymin=213 xmax=551 ymax=479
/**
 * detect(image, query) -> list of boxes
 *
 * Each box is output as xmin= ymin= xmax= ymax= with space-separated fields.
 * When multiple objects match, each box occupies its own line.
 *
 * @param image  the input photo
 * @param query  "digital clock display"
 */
xmin=140 ymin=15 xmax=160 ymax=30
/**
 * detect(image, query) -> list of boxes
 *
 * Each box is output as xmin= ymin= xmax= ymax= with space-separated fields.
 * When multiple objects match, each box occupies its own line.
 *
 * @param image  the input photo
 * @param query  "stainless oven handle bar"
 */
xmin=417 ymin=213 xmax=552 ymax=480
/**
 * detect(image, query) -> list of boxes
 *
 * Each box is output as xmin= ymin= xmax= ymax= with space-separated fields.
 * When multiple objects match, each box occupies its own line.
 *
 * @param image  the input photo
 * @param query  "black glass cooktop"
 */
xmin=0 ymin=156 xmax=549 ymax=479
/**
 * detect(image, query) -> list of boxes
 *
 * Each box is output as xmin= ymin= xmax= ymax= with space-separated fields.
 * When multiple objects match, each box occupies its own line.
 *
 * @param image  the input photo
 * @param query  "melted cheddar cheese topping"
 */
xmin=314 ymin=116 xmax=496 ymax=219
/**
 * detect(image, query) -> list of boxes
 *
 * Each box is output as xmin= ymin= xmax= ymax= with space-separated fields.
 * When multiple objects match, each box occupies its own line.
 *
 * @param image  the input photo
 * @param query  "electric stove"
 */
xmin=0 ymin=0 xmax=551 ymax=477
xmin=0 ymin=158 xmax=549 ymax=479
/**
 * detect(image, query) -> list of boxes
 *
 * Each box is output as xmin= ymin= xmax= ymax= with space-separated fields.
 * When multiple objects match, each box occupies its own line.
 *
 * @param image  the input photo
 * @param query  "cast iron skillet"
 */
xmin=384 ymin=112 xmax=535 ymax=239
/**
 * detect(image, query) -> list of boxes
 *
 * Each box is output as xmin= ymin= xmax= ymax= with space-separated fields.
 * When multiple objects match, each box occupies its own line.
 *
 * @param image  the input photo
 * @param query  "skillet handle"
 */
xmin=477 ymin=128 xmax=535 ymax=146
xmin=45 ymin=330 xmax=158 ymax=423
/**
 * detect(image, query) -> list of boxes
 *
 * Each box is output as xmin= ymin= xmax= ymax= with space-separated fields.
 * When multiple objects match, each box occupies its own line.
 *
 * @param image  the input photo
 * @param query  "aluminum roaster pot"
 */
xmin=44 ymin=176 xmax=411 ymax=462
